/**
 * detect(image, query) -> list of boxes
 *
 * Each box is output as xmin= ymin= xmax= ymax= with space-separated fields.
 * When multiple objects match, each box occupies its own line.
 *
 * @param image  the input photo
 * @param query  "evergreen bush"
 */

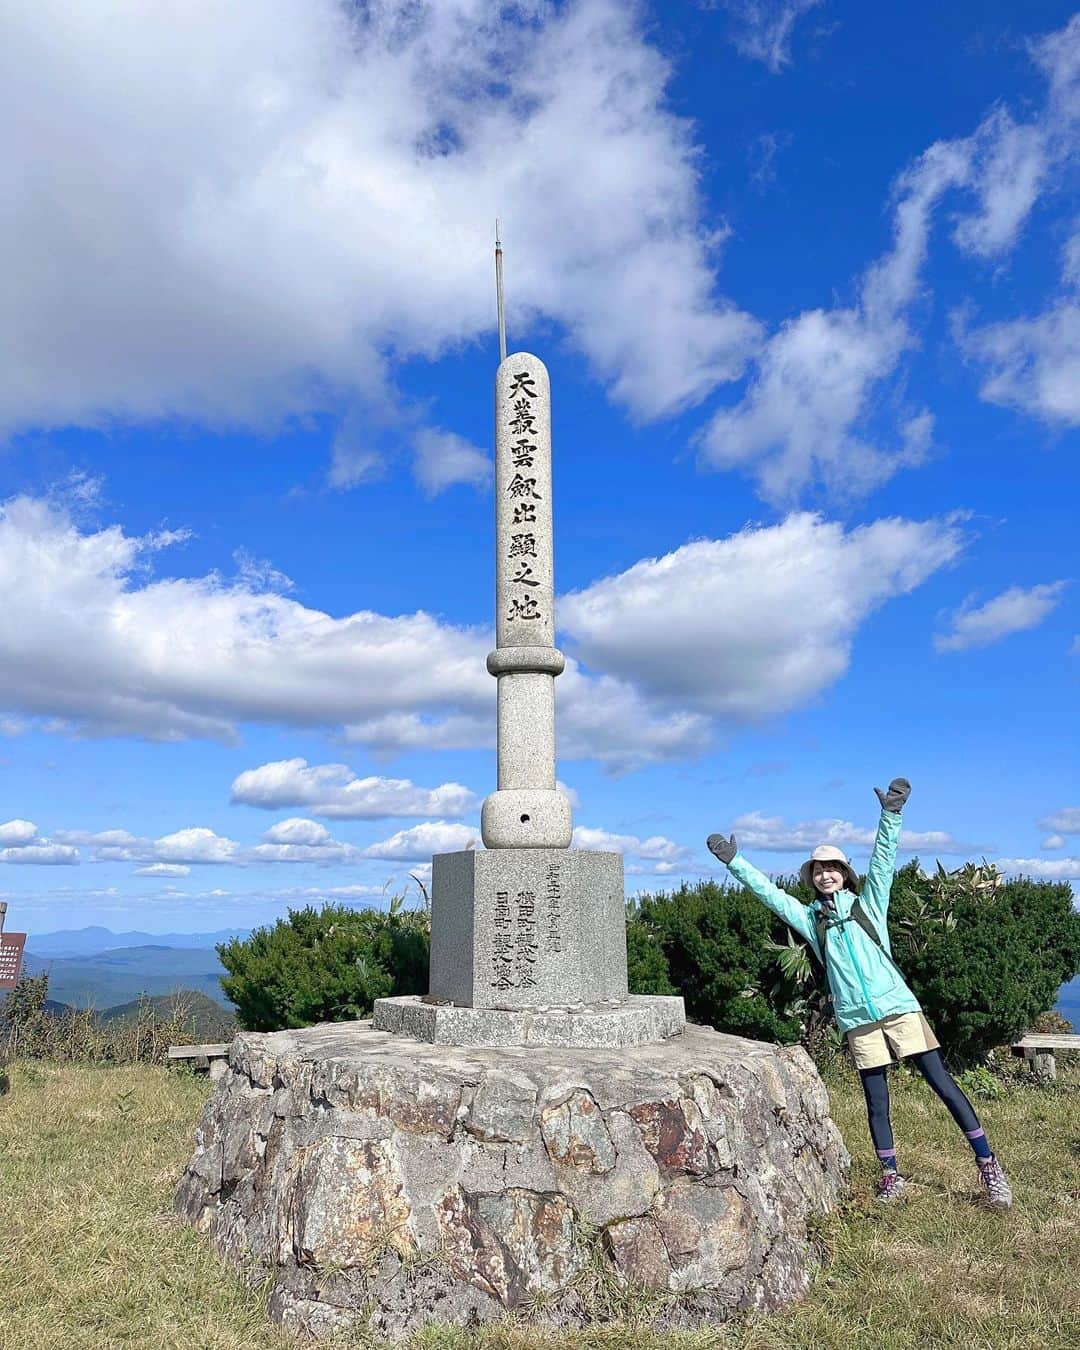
xmin=218 ymin=900 xmax=430 ymax=1032
xmin=628 ymin=862 xmax=1080 ymax=1067
xmin=629 ymin=880 xmax=805 ymax=1043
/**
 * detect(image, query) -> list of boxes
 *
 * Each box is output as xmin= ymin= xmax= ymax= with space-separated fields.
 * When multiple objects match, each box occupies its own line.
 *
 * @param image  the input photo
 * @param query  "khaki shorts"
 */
xmin=846 ymin=1011 xmax=940 ymax=1070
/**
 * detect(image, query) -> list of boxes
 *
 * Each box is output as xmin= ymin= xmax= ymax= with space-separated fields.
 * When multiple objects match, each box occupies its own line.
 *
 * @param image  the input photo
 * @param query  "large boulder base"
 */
xmin=175 ymin=1021 xmax=849 ymax=1340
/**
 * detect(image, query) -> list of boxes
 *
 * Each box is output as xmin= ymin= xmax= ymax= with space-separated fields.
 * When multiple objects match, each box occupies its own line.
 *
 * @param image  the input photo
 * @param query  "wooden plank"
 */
xmin=167 ymin=1043 xmax=231 ymax=1060
xmin=1011 ymin=1032 xmax=1080 ymax=1053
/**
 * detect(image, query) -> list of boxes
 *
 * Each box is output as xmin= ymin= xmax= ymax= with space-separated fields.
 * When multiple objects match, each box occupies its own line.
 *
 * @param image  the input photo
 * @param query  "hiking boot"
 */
xmin=977 ymin=1156 xmax=1013 ymax=1210
xmin=875 ymin=1170 xmax=907 ymax=1203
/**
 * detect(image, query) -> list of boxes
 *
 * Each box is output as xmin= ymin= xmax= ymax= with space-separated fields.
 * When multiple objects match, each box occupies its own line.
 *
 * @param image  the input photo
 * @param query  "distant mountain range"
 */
xmin=17 ymin=927 xmax=248 ymax=1011
xmin=25 ymin=926 xmax=250 ymax=959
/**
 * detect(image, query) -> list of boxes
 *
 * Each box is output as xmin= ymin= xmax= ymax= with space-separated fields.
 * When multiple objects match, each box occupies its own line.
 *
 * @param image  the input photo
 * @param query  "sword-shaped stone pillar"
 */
xmin=481 ymin=353 xmax=572 ymax=849
xmin=372 ymin=344 xmax=684 ymax=1040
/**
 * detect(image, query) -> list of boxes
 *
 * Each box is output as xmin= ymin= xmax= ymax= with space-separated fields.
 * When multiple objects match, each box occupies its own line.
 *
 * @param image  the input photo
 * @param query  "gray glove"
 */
xmin=874 ymin=777 xmax=911 ymax=813
xmin=707 ymin=833 xmax=737 ymax=864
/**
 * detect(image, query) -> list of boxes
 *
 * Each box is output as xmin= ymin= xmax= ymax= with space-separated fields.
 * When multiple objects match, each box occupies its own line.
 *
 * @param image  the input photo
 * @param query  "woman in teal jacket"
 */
xmin=708 ymin=778 xmax=1013 ymax=1209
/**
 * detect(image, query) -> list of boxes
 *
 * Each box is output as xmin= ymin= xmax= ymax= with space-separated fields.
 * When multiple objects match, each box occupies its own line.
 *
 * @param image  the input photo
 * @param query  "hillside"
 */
xmin=96 ymin=991 xmax=237 ymax=1041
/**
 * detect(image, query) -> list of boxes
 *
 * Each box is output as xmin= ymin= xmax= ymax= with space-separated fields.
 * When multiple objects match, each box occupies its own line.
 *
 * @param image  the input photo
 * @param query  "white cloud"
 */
xmin=360 ymin=822 xmax=480 ymax=860
xmin=951 ymin=110 xmax=1048 ymax=260
xmin=261 ymin=817 xmax=333 ymax=847
xmin=1042 ymin=834 xmax=1066 ymax=850
xmin=133 ymin=863 xmax=191 ymax=877
xmin=249 ymin=839 xmax=362 ymax=864
xmin=560 ymin=512 xmax=967 ymax=721
xmin=412 ymin=429 xmax=491 ymax=498
xmin=0 ymin=493 xmax=744 ymax=770
xmin=231 ymin=758 xmax=478 ymax=819
xmin=728 ymin=812 xmax=971 ymax=856
xmin=0 ymin=843 xmax=79 ymax=865
xmin=250 ymin=817 xmax=366 ymax=865
xmin=953 ymin=20 xmax=1080 ymax=425
xmin=0 ymin=495 xmax=966 ymax=771
xmin=698 ymin=136 xmax=970 ymax=503
xmin=153 ymin=828 xmax=241 ymax=866
xmin=957 ymin=289 xmax=1080 ymax=426
xmin=0 ymin=819 xmax=81 ymax=864
xmin=1040 ymin=807 xmax=1080 ymax=835
xmin=3 ymin=0 xmax=758 ymax=458
xmin=92 ymin=826 xmax=241 ymax=866
xmin=994 ymin=857 xmax=1080 ymax=881
xmin=571 ymin=825 xmax=692 ymax=864
xmin=934 ymin=581 xmax=1069 ymax=653
xmin=699 ymin=17 xmax=1080 ymax=503
xmin=0 ymin=819 xmax=40 ymax=847
xmin=717 ymin=1 xmax=824 ymax=74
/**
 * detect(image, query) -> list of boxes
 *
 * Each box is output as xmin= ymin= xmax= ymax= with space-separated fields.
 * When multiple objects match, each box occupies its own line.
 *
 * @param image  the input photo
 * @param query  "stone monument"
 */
xmin=371 ymin=351 xmax=684 ymax=1049
xmin=174 ymin=325 xmax=849 ymax=1341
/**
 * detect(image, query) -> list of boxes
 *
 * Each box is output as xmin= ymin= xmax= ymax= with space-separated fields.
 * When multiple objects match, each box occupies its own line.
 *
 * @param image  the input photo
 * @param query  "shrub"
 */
xmin=625 ymin=917 xmax=676 ymax=996
xmin=631 ymin=880 xmax=805 ymax=1043
xmin=0 ymin=972 xmax=199 ymax=1064
xmin=218 ymin=899 xmax=430 ymax=1032
xmin=889 ymin=864 xmax=1080 ymax=1067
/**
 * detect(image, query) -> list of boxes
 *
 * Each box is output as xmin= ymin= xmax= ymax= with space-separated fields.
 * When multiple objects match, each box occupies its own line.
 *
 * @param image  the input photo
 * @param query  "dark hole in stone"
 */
xmin=520 ymin=814 xmax=531 ymax=823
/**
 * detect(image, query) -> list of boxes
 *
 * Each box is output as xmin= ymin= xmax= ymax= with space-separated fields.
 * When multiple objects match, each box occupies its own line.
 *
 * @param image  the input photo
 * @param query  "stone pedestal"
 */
xmin=373 ymin=993 xmax=686 ymax=1048
xmin=427 ymin=848 xmax=627 ymax=1010
xmin=175 ymin=1021 xmax=850 ymax=1341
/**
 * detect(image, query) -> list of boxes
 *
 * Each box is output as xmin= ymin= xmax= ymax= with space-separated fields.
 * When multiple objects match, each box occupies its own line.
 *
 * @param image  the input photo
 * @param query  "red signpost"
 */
xmin=0 ymin=902 xmax=26 ymax=988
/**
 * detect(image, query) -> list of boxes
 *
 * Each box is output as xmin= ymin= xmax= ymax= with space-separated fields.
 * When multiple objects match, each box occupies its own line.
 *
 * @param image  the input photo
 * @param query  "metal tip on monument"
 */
xmin=494 ymin=218 xmax=507 ymax=364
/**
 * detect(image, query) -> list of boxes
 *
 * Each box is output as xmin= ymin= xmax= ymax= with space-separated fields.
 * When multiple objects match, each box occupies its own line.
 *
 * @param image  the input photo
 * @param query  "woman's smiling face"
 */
xmin=812 ymin=860 xmax=846 ymax=895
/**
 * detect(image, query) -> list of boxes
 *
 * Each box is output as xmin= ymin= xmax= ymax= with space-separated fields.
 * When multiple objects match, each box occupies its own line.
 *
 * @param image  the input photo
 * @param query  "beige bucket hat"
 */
xmin=799 ymin=844 xmax=860 ymax=893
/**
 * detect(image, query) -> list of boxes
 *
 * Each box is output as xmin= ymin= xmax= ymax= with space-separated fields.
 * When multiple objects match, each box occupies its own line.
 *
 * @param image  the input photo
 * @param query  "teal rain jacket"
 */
xmin=725 ymin=808 xmax=922 ymax=1034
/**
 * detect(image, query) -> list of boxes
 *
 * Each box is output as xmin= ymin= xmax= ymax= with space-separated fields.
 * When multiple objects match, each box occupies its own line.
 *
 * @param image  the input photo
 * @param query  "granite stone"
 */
xmin=175 ymin=1020 xmax=850 ymax=1340
xmin=427 ymin=846 xmax=628 ymax=1010
xmin=372 ymin=994 xmax=686 ymax=1047
xmin=482 ymin=352 xmax=572 ymax=849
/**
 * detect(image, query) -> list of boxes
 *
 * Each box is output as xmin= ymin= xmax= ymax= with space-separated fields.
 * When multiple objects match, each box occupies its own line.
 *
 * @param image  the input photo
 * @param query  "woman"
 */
xmin=707 ymin=778 xmax=1013 ymax=1209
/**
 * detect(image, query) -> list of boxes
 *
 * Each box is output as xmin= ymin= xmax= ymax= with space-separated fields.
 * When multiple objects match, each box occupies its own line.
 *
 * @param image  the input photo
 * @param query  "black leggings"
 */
xmin=859 ymin=1049 xmax=985 ymax=1162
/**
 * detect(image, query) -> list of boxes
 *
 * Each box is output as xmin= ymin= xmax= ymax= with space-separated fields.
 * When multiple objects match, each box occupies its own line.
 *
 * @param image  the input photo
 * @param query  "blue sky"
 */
xmin=1 ymin=0 xmax=1077 ymax=935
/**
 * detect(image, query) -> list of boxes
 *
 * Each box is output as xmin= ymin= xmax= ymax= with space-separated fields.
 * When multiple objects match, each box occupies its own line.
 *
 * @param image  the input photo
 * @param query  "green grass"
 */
xmin=0 ymin=1057 xmax=1078 ymax=1349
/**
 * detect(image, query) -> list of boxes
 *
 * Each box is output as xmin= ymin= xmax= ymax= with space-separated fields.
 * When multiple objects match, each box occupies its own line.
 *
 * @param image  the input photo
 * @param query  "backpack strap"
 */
xmin=811 ymin=896 xmax=886 ymax=980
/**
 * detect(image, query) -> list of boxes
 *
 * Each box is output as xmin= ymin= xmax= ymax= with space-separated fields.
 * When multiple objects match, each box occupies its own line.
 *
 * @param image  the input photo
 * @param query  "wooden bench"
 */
xmin=1010 ymin=1032 xmax=1080 ymax=1081
xmin=167 ymin=1042 xmax=231 ymax=1080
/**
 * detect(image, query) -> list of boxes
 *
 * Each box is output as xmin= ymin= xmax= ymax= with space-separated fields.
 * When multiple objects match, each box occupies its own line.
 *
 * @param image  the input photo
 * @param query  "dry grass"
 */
xmin=0 ymin=1056 xmax=1078 ymax=1349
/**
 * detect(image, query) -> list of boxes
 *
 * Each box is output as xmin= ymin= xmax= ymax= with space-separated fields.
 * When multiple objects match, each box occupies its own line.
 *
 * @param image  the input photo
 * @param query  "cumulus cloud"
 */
xmin=360 ymin=822 xmax=480 ymax=860
xmin=571 ymin=826 xmax=692 ymax=865
xmin=0 ymin=820 xmax=39 ymax=847
xmin=261 ymin=818 xmax=333 ymax=847
xmin=90 ymin=826 xmax=242 ymax=867
xmin=1042 ymin=834 xmax=1066 ymax=850
xmin=934 ymin=581 xmax=1069 ymax=653
xmin=716 ymin=1 xmax=824 ymax=73
xmin=133 ymin=863 xmax=191 ymax=877
xmin=0 ymin=818 xmax=80 ymax=864
xmin=993 ymin=856 xmax=1080 ymax=881
xmin=0 ymin=494 xmax=966 ymax=770
xmin=699 ymin=16 xmax=1080 ymax=503
xmin=0 ymin=843 xmax=80 ymax=865
xmin=231 ymin=759 xmax=478 ymax=820
xmin=1040 ymin=807 xmax=1080 ymax=835
xmin=727 ymin=812 xmax=972 ymax=856
xmin=560 ymin=512 xmax=967 ymax=721
xmin=3 ymin=0 xmax=758 ymax=461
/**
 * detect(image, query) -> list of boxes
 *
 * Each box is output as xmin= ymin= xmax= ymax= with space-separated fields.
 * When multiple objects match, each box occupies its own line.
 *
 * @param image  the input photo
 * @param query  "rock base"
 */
xmin=175 ymin=1020 xmax=849 ymax=1341
xmin=372 ymin=993 xmax=686 ymax=1047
